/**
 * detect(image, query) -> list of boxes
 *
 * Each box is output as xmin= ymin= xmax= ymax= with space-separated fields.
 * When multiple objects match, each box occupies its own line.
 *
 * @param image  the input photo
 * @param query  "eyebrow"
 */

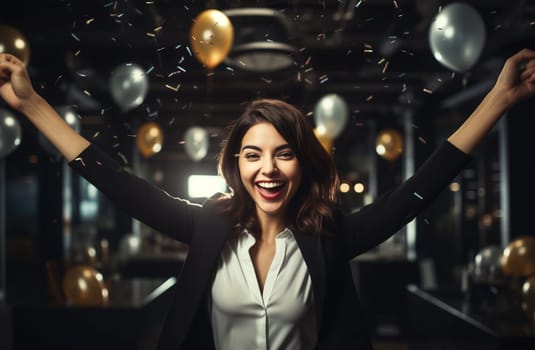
xmin=240 ymin=144 xmax=292 ymax=152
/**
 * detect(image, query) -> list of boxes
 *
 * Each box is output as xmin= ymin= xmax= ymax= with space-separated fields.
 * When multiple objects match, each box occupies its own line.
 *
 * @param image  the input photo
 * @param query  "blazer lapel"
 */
xmin=294 ymin=231 xmax=326 ymax=333
xmin=157 ymin=206 xmax=232 ymax=350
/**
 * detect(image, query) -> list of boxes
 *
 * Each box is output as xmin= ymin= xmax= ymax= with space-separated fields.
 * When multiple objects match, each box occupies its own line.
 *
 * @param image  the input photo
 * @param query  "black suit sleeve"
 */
xmin=339 ymin=141 xmax=471 ymax=258
xmin=68 ymin=144 xmax=202 ymax=244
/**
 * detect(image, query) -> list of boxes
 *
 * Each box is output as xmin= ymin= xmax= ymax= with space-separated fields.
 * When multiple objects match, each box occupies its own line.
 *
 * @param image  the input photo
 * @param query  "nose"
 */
xmin=261 ymin=157 xmax=279 ymax=175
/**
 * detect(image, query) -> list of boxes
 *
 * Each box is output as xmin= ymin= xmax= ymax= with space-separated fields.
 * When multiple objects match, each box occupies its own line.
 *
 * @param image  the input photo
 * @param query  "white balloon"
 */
xmin=184 ymin=126 xmax=209 ymax=161
xmin=110 ymin=63 xmax=149 ymax=111
xmin=0 ymin=108 xmax=22 ymax=158
xmin=429 ymin=2 xmax=486 ymax=72
xmin=313 ymin=94 xmax=348 ymax=139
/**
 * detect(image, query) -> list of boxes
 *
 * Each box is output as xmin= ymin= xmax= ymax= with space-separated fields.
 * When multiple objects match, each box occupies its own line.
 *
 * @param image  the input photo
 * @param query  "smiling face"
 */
xmin=238 ymin=122 xmax=302 ymax=225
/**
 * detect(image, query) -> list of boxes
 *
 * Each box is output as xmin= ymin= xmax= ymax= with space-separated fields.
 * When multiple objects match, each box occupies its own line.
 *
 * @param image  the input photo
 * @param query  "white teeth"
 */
xmin=257 ymin=182 xmax=283 ymax=189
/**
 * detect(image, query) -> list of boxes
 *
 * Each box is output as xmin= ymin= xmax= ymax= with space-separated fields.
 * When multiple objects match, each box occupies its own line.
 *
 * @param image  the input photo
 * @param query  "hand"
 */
xmin=0 ymin=53 xmax=37 ymax=110
xmin=493 ymin=48 xmax=535 ymax=106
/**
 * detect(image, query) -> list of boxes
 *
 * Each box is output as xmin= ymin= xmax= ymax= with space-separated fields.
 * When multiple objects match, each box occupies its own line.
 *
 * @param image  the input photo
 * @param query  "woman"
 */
xmin=1 ymin=49 xmax=535 ymax=349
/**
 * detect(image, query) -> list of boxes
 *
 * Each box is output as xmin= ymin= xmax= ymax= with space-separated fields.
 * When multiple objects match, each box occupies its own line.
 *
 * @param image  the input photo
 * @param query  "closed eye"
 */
xmin=244 ymin=153 xmax=260 ymax=161
xmin=276 ymin=151 xmax=295 ymax=160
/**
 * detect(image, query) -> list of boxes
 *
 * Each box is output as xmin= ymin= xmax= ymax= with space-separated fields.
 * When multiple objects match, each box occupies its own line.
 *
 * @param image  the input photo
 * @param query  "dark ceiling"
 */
xmin=2 ymin=0 xmax=535 ymax=153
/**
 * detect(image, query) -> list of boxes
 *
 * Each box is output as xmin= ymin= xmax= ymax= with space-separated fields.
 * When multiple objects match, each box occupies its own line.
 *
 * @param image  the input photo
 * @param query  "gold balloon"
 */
xmin=62 ymin=265 xmax=109 ymax=306
xmin=501 ymin=236 xmax=535 ymax=277
xmin=190 ymin=9 xmax=234 ymax=69
xmin=137 ymin=121 xmax=164 ymax=158
xmin=314 ymin=127 xmax=333 ymax=153
xmin=376 ymin=129 xmax=404 ymax=161
xmin=0 ymin=25 xmax=31 ymax=64
xmin=522 ymin=274 xmax=535 ymax=320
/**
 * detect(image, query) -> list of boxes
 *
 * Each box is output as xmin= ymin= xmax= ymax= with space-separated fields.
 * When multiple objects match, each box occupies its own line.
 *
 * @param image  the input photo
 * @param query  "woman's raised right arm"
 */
xmin=0 ymin=53 xmax=201 ymax=243
xmin=0 ymin=53 xmax=89 ymax=161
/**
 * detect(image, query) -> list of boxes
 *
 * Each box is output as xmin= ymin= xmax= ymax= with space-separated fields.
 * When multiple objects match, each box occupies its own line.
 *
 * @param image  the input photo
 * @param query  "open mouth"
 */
xmin=256 ymin=181 xmax=286 ymax=199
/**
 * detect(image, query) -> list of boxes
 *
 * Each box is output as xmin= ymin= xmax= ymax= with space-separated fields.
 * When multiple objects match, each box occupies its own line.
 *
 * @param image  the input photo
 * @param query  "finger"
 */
xmin=0 ymin=53 xmax=15 ymax=62
xmin=510 ymin=49 xmax=535 ymax=72
xmin=520 ymin=60 xmax=535 ymax=81
xmin=0 ymin=60 xmax=18 ymax=76
xmin=0 ymin=53 xmax=24 ymax=67
xmin=515 ymin=48 xmax=535 ymax=61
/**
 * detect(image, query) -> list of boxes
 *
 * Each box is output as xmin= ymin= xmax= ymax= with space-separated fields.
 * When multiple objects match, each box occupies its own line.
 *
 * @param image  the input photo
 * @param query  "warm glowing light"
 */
xmin=354 ymin=183 xmax=365 ymax=193
xmin=4 ymin=116 xmax=16 ymax=127
xmin=188 ymin=175 xmax=227 ymax=198
xmin=449 ymin=182 xmax=460 ymax=192
xmin=14 ymin=38 xmax=26 ymax=49
xmin=339 ymin=183 xmax=350 ymax=193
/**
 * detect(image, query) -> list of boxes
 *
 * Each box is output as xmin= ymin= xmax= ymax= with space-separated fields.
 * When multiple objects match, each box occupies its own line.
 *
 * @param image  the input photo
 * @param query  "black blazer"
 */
xmin=69 ymin=141 xmax=470 ymax=350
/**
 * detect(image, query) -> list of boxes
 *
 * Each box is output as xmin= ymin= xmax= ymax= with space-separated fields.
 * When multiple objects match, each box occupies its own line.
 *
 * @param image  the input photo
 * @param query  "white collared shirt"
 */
xmin=210 ymin=228 xmax=316 ymax=350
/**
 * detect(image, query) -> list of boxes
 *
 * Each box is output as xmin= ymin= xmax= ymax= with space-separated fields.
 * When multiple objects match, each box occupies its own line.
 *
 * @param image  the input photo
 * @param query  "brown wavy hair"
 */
xmin=214 ymin=99 xmax=340 ymax=235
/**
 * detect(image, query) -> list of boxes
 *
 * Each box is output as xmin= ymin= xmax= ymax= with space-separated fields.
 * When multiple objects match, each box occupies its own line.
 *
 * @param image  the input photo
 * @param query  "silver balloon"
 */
xmin=109 ymin=63 xmax=149 ymax=112
xmin=473 ymin=245 xmax=504 ymax=285
xmin=184 ymin=126 xmax=209 ymax=162
xmin=429 ymin=2 xmax=486 ymax=73
xmin=0 ymin=108 xmax=22 ymax=158
xmin=313 ymin=94 xmax=348 ymax=139
xmin=39 ymin=106 xmax=81 ymax=156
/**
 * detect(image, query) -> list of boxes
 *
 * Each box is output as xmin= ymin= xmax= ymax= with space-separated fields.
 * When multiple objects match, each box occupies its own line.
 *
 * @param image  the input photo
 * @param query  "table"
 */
xmin=406 ymin=284 xmax=535 ymax=350
xmin=11 ymin=277 xmax=176 ymax=350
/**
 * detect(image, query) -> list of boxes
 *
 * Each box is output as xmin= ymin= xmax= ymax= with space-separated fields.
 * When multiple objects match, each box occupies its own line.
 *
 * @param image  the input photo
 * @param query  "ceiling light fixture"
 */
xmin=223 ymin=8 xmax=297 ymax=73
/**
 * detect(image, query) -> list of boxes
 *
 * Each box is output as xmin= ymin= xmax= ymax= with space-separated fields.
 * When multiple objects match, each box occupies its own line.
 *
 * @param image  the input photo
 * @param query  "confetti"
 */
xmin=117 ymin=152 xmax=128 ymax=164
xmin=422 ymin=88 xmax=432 ymax=94
xmin=54 ymin=74 xmax=63 ymax=85
xmin=74 ymin=157 xmax=86 ymax=167
xmin=165 ymin=83 xmax=181 ymax=92
xmin=71 ymin=33 xmax=80 ymax=41
xmin=382 ymin=61 xmax=389 ymax=74
xmin=413 ymin=192 xmax=423 ymax=200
